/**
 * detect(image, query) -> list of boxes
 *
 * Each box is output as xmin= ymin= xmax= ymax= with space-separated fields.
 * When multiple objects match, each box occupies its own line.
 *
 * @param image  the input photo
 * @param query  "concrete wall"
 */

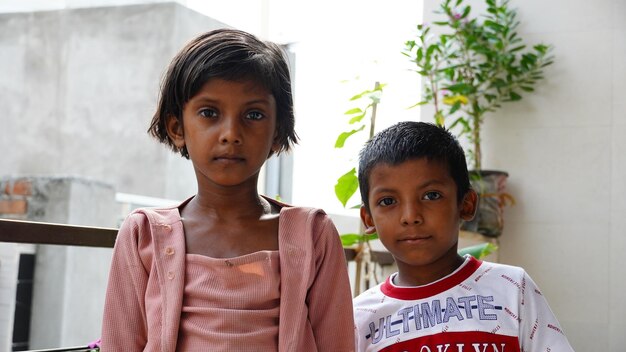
xmin=26 ymin=177 xmax=116 ymax=349
xmin=0 ymin=177 xmax=117 ymax=350
xmin=421 ymin=0 xmax=626 ymax=350
xmin=0 ymin=2 xmax=228 ymax=201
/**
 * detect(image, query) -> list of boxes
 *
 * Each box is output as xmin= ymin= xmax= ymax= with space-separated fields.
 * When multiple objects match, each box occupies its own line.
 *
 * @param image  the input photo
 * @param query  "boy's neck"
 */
xmin=394 ymin=252 xmax=466 ymax=287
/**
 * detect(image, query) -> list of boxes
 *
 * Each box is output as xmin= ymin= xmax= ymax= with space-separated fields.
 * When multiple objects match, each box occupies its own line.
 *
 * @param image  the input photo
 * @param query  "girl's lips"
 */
xmin=214 ymin=156 xmax=245 ymax=164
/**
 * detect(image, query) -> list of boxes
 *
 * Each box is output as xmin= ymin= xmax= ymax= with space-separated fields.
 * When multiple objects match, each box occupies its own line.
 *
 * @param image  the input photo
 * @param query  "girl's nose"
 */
xmin=219 ymin=118 xmax=242 ymax=145
xmin=401 ymin=204 xmax=423 ymax=225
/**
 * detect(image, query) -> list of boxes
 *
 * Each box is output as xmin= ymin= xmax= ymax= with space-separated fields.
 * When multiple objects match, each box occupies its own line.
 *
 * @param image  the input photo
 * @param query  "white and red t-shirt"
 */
xmin=353 ymin=256 xmax=574 ymax=352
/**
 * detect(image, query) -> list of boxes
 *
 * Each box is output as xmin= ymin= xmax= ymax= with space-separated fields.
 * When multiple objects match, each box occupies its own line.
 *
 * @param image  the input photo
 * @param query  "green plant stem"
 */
xmin=471 ymin=108 xmax=482 ymax=170
xmin=369 ymin=82 xmax=380 ymax=139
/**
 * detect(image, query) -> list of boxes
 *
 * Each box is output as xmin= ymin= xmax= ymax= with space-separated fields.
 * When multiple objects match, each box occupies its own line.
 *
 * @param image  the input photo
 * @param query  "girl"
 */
xmin=101 ymin=29 xmax=355 ymax=351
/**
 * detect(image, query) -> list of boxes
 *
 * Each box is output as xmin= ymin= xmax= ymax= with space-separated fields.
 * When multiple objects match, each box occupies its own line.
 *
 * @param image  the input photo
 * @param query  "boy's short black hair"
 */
xmin=358 ymin=121 xmax=470 ymax=211
xmin=148 ymin=28 xmax=298 ymax=158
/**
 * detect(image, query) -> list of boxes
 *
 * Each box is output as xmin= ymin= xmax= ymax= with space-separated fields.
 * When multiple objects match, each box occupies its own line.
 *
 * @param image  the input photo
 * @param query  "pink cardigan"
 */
xmin=101 ymin=200 xmax=355 ymax=351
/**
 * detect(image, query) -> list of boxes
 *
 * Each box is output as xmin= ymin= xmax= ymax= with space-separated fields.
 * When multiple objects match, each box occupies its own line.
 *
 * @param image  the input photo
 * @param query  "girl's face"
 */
xmin=168 ymin=78 xmax=279 ymax=190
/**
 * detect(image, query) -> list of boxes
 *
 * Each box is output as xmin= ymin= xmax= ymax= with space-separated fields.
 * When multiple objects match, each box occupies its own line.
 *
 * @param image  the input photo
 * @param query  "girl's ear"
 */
xmin=165 ymin=115 xmax=185 ymax=149
xmin=272 ymin=130 xmax=281 ymax=153
xmin=360 ymin=206 xmax=377 ymax=234
xmin=460 ymin=189 xmax=479 ymax=221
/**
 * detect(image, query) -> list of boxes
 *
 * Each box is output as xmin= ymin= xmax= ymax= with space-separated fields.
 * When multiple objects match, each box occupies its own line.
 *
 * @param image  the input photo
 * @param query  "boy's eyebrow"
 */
xmin=370 ymin=179 xmax=448 ymax=194
xmin=417 ymin=179 xmax=448 ymax=188
xmin=369 ymin=186 xmax=398 ymax=195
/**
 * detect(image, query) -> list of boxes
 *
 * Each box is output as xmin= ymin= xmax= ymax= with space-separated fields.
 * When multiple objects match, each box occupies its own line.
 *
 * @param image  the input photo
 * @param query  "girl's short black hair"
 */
xmin=358 ymin=121 xmax=471 ymax=211
xmin=148 ymin=28 xmax=298 ymax=158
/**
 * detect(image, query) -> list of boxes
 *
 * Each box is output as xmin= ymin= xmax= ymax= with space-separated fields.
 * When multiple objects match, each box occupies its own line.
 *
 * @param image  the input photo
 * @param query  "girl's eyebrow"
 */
xmin=244 ymin=98 xmax=273 ymax=106
xmin=189 ymin=96 xmax=272 ymax=106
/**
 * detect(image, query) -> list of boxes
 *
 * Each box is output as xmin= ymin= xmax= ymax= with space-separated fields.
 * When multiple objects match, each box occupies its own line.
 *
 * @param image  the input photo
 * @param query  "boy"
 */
xmin=353 ymin=121 xmax=573 ymax=351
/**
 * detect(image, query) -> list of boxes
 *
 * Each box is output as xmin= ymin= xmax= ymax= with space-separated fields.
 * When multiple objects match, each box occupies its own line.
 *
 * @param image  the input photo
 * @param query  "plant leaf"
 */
xmin=344 ymin=108 xmax=363 ymax=115
xmin=334 ymin=125 xmax=366 ymax=148
xmin=340 ymin=234 xmax=363 ymax=246
xmin=449 ymin=101 xmax=462 ymax=115
xmin=349 ymin=113 xmax=367 ymax=124
xmin=509 ymin=91 xmax=522 ymax=101
xmin=445 ymin=83 xmax=475 ymax=95
xmin=340 ymin=233 xmax=379 ymax=247
xmin=434 ymin=111 xmax=445 ymax=126
xmin=335 ymin=168 xmax=359 ymax=207
xmin=458 ymin=242 xmax=498 ymax=259
xmin=442 ymin=95 xmax=469 ymax=105
xmin=407 ymin=101 xmax=428 ymax=109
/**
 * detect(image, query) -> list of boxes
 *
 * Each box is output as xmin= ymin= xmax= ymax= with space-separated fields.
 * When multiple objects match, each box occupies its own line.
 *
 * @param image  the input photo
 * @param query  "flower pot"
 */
xmin=461 ymin=170 xmax=510 ymax=237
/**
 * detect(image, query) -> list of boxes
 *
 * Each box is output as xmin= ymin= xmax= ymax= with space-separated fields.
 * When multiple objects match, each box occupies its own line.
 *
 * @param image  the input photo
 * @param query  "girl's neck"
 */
xmin=187 ymin=187 xmax=272 ymax=221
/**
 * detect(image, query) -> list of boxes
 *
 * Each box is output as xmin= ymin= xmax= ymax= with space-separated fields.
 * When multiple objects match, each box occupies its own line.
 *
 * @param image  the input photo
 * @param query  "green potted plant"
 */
xmin=403 ymin=0 xmax=553 ymax=237
xmin=334 ymin=81 xmax=385 ymax=294
xmin=334 ymin=81 xmax=497 ymax=295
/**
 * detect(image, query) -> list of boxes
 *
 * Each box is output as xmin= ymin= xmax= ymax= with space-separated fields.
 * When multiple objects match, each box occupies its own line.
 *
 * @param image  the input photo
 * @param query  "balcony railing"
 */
xmin=0 ymin=219 xmax=118 ymax=248
xmin=0 ymin=218 xmax=394 ymax=264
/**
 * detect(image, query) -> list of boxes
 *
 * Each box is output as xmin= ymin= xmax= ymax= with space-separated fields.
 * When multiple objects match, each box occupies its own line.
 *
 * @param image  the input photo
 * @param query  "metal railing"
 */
xmin=0 ymin=218 xmax=394 ymax=263
xmin=0 ymin=219 xmax=117 ymax=248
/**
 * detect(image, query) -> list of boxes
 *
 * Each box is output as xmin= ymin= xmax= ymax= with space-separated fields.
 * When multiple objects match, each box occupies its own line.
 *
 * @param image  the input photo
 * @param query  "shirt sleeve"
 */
xmin=100 ymin=213 xmax=150 ymax=352
xmin=354 ymin=319 xmax=364 ymax=352
xmin=518 ymin=270 xmax=575 ymax=351
xmin=306 ymin=212 xmax=356 ymax=351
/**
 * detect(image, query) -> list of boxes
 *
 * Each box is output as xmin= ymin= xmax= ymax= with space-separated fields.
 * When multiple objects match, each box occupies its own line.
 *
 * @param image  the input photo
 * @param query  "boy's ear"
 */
xmin=360 ymin=206 xmax=377 ymax=234
xmin=165 ymin=115 xmax=185 ymax=149
xmin=460 ymin=189 xmax=479 ymax=221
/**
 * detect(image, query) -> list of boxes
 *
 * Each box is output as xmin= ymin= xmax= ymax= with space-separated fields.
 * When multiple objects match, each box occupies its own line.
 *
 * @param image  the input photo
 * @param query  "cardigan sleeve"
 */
xmin=100 ymin=213 xmax=151 ymax=352
xmin=306 ymin=212 xmax=356 ymax=351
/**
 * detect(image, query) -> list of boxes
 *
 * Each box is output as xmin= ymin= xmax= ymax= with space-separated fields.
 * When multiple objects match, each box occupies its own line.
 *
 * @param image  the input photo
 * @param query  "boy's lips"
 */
xmin=398 ymin=235 xmax=432 ymax=244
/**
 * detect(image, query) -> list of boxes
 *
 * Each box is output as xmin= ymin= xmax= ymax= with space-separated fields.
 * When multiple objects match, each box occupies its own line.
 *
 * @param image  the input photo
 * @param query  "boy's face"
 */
xmin=360 ymin=158 xmax=477 ymax=285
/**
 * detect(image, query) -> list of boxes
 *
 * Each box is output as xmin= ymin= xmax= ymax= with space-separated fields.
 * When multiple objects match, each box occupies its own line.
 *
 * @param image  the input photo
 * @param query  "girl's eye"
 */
xmin=246 ymin=111 xmax=264 ymax=120
xmin=377 ymin=197 xmax=396 ymax=207
xmin=198 ymin=108 xmax=217 ymax=119
xmin=423 ymin=191 xmax=442 ymax=201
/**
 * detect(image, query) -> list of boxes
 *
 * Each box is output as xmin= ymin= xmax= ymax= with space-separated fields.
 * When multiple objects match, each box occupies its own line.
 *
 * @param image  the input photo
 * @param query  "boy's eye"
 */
xmin=198 ymin=108 xmax=218 ymax=119
xmin=423 ymin=191 xmax=442 ymax=201
xmin=246 ymin=111 xmax=264 ymax=120
xmin=377 ymin=197 xmax=396 ymax=207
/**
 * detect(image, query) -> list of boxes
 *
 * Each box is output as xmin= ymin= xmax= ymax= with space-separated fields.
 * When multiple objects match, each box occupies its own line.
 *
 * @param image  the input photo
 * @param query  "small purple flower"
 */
xmin=453 ymin=12 xmax=462 ymax=20
xmin=88 ymin=338 xmax=101 ymax=348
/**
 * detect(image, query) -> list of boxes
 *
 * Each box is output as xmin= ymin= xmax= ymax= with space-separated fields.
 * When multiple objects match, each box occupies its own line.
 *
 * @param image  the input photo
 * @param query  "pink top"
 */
xmin=101 ymin=197 xmax=355 ymax=351
xmin=177 ymin=251 xmax=280 ymax=350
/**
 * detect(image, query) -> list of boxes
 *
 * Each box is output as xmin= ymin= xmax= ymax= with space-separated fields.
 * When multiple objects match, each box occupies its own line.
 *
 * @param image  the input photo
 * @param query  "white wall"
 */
xmin=286 ymin=1 xmax=423 ymax=214
xmin=421 ymin=0 xmax=625 ymax=350
xmin=3 ymin=0 xmax=622 ymax=350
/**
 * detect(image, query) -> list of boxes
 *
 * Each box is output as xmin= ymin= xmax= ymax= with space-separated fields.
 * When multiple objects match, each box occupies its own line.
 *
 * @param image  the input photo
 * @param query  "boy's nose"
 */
xmin=219 ymin=118 xmax=242 ymax=145
xmin=401 ymin=204 xmax=423 ymax=225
